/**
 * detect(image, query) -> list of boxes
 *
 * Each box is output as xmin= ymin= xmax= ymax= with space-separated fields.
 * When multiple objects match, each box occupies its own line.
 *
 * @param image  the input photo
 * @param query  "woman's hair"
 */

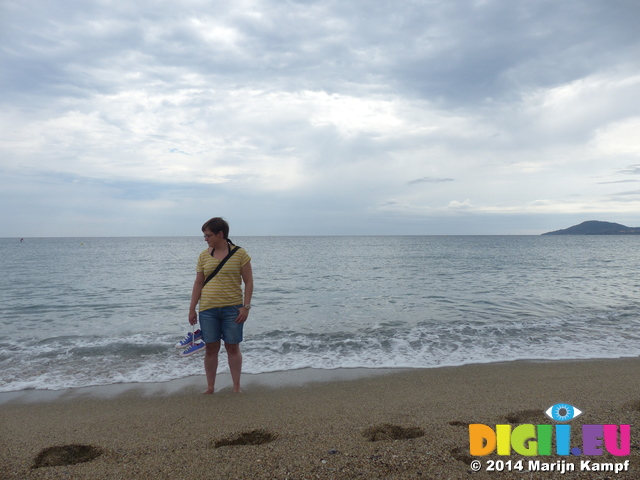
xmin=201 ymin=217 xmax=230 ymax=239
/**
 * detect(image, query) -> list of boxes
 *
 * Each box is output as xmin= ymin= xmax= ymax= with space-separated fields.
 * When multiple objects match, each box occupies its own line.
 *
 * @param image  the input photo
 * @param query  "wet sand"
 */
xmin=1 ymin=358 xmax=640 ymax=479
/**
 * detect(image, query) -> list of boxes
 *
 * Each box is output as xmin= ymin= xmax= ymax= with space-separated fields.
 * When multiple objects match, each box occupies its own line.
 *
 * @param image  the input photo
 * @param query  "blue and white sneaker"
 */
xmin=175 ymin=329 xmax=203 ymax=349
xmin=180 ymin=342 xmax=205 ymax=357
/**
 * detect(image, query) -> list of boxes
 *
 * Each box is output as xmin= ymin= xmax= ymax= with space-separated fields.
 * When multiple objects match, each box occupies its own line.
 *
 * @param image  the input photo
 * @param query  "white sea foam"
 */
xmin=2 ymin=310 xmax=640 ymax=392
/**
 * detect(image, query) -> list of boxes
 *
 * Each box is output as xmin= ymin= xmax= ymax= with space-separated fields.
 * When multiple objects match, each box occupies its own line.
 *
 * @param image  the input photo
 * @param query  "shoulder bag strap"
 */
xmin=203 ymin=245 xmax=240 ymax=286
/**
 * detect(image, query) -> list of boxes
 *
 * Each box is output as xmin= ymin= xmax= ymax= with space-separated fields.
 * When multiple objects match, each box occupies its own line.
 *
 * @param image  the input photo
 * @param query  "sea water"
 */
xmin=1 ymin=235 xmax=640 ymax=392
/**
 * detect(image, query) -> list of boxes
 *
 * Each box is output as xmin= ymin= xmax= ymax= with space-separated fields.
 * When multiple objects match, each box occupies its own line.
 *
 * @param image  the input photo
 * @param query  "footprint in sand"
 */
xmin=362 ymin=423 xmax=425 ymax=442
xmin=449 ymin=446 xmax=473 ymax=465
xmin=32 ymin=444 xmax=103 ymax=469
xmin=448 ymin=420 xmax=469 ymax=427
xmin=212 ymin=429 xmax=277 ymax=448
xmin=503 ymin=409 xmax=546 ymax=424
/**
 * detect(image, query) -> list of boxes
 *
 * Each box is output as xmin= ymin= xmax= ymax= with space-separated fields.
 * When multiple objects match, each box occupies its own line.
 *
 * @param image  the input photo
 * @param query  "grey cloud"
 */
xmin=597 ymin=180 xmax=639 ymax=185
xmin=1 ymin=0 xmax=640 ymax=236
xmin=611 ymin=189 xmax=640 ymax=197
xmin=617 ymin=165 xmax=640 ymax=176
xmin=408 ymin=177 xmax=454 ymax=185
xmin=3 ymin=0 xmax=639 ymax=106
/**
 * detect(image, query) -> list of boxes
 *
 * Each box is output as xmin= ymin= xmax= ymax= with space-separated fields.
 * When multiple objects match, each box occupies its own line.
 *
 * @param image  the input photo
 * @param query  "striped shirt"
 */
xmin=196 ymin=247 xmax=251 ymax=311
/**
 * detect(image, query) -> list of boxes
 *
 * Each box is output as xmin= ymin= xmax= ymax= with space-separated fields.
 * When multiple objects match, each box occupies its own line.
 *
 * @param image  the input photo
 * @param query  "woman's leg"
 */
xmin=204 ymin=341 xmax=221 ymax=394
xmin=224 ymin=343 xmax=242 ymax=392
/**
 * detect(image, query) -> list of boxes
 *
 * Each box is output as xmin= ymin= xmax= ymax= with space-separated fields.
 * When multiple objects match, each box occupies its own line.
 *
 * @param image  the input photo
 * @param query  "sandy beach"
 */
xmin=1 ymin=358 xmax=639 ymax=479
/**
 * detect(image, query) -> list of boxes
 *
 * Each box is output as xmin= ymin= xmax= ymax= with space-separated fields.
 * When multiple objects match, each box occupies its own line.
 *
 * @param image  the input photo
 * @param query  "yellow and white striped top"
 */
xmin=196 ymin=247 xmax=251 ymax=311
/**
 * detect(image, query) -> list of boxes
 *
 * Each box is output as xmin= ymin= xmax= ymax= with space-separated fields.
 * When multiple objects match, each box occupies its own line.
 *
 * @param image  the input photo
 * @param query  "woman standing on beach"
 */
xmin=188 ymin=217 xmax=253 ymax=394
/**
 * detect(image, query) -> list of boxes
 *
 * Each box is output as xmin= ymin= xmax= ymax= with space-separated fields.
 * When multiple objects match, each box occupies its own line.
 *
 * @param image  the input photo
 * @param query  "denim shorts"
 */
xmin=199 ymin=305 xmax=244 ymax=344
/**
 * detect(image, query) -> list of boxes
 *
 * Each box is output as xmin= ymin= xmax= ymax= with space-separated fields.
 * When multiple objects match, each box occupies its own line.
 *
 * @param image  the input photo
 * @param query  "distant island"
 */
xmin=542 ymin=220 xmax=640 ymax=235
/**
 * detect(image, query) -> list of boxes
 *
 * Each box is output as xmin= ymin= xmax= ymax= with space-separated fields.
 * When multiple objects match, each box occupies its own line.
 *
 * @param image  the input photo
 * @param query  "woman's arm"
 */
xmin=236 ymin=261 xmax=253 ymax=323
xmin=188 ymin=271 xmax=205 ymax=325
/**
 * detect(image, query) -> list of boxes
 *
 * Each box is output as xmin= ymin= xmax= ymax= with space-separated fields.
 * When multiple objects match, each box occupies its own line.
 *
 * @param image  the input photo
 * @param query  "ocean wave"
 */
xmin=1 ymin=309 xmax=640 ymax=392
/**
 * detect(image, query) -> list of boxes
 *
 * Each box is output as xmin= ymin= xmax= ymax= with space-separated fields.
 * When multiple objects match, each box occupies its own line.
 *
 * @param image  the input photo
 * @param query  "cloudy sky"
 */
xmin=1 ymin=0 xmax=639 ymax=236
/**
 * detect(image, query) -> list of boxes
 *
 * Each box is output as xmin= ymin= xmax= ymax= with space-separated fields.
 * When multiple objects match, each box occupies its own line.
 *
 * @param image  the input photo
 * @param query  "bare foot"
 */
xmin=203 ymin=387 xmax=214 ymax=394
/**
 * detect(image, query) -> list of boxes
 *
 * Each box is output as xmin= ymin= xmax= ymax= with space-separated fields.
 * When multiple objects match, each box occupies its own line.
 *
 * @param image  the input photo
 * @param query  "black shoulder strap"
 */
xmin=203 ymin=245 xmax=240 ymax=286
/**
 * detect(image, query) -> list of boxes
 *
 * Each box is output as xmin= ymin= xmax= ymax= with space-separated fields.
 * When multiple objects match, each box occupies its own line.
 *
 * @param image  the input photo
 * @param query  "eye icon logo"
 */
xmin=545 ymin=403 xmax=582 ymax=422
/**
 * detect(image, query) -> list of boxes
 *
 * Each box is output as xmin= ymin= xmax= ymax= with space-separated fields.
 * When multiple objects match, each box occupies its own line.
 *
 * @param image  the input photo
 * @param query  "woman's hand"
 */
xmin=235 ymin=306 xmax=249 ymax=324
